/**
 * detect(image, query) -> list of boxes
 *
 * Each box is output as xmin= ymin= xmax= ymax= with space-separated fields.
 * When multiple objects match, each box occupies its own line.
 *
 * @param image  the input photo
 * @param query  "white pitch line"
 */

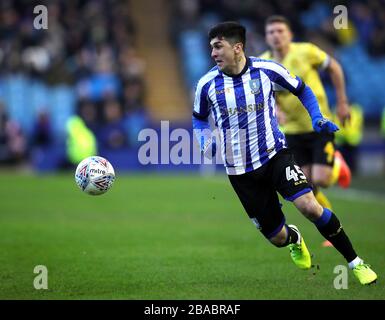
xmin=326 ymin=188 xmax=385 ymax=204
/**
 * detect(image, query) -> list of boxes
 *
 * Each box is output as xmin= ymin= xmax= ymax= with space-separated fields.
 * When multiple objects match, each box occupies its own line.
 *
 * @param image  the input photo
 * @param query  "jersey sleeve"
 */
xmin=193 ymin=79 xmax=212 ymax=119
xmin=306 ymin=43 xmax=330 ymax=70
xmin=260 ymin=60 xmax=305 ymax=96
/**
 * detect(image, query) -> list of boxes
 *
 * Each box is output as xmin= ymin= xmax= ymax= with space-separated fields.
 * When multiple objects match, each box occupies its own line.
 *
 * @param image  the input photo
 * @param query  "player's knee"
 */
xmin=303 ymin=201 xmax=323 ymax=221
xmin=268 ymin=227 xmax=287 ymax=247
xmin=294 ymin=194 xmax=323 ymax=221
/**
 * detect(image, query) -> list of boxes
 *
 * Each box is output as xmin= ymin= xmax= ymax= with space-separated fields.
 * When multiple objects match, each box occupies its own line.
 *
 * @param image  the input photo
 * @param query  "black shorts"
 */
xmin=285 ymin=132 xmax=335 ymax=167
xmin=228 ymin=148 xmax=312 ymax=239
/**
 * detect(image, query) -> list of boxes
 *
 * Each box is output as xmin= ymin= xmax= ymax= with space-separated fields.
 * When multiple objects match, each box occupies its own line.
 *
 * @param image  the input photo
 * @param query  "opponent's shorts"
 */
xmin=285 ymin=132 xmax=335 ymax=167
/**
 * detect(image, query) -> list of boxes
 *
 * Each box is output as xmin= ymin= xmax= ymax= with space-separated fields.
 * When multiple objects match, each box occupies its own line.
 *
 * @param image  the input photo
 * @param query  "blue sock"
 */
xmin=314 ymin=208 xmax=332 ymax=228
xmin=314 ymin=208 xmax=357 ymax=263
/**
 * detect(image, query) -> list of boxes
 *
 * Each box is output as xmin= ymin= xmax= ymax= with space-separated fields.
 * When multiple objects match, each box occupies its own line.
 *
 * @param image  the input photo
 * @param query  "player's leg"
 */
xmin=311 ymin=165 xmax=334 ymax=237
xmin=333 ymin=150 xmax=352 ymax=188
xmin=254 ymin=189 xmax=312 ymax=270
xmin=311 ymin=164 xmax=333 ymax=188
xmin=227 ymin=163 xmax=310 ymax=269
xmin=311 ymin=138 xmax=351 ymax=246
xmin=312 ymin=185 xmax=333 ymax=210
xmin=301 ymin=164 xmax=335 ymax=211
xmin=269 ymin=223 xmax=312 ymax=270
xmin=293 ymin=192 xmax=377 ymax=284
xmin=312 ymin=133 xmax=351 ymax=189
xmin=273 ymin=148 xmax=377 ymax=283
xmin=313 ymin=183 xmax=332 ymax=250
xmin=228 ymin=167 xmax=286 ymax=243
xmin=293 ymin=192 xmax=355 ymax=262
xmin=268 ymin=148 xmax=316 ymax=269
xmin=310 ymin=133 xmax=337 ymax=248
xmin=285 ymin=133 xmax=333 ymax=209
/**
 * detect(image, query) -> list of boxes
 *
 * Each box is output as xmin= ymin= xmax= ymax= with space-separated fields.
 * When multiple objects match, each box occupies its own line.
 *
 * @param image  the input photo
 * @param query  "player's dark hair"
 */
xmin=208 ymin=21 xmax=246 ymax=49
xmin=265 ymin=15 xmax=292 ymax=30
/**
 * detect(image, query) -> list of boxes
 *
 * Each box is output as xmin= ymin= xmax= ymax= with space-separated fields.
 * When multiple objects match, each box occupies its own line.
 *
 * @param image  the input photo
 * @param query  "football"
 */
xmin=75 ymin=156 xmax=115 ymax=195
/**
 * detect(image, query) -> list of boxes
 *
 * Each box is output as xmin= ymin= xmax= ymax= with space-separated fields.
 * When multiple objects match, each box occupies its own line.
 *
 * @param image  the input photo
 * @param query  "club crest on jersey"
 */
xmin=249 ymin=79 xmax=260 ymax=94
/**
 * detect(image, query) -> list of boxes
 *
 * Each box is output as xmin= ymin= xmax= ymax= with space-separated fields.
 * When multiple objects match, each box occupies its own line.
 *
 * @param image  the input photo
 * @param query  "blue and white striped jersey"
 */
xmin=193 ymin=56 xmax=304 ymax=175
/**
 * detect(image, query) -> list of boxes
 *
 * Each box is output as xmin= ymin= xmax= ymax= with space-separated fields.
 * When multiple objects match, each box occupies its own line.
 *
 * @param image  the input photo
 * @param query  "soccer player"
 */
xmin=259 ymin=15 xmax=351 ymax=216
xmin=192 ymin=21 xmax=377 ymax=285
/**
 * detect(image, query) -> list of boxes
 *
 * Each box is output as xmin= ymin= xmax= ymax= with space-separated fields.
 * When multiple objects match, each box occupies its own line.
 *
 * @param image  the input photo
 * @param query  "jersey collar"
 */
xmin=221 ymin=57 xmax=251 ymax=78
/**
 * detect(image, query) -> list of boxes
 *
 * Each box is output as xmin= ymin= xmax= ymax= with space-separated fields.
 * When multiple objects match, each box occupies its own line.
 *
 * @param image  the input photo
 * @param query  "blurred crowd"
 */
xmin=0 ymin=0 xmax=148 ymax=165
xmin=171 ymin=0 xmax=385 ymax=57
xmin=1 ymin=0 xmax=385 ymax=169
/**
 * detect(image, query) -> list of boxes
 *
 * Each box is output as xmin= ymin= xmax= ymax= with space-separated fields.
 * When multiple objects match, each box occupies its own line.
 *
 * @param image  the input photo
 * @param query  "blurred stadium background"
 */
xmin=0 ymin=0 xmax=384 ymax=299
xmin=1 ymin=0 xmax=385 ymax=174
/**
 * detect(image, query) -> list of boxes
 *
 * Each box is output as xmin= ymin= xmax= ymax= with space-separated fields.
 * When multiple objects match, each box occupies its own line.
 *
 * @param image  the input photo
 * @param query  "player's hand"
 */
xmin=313 ymin=118 xmax=339 ymax=133
xmin=336 ymin=101 xmax=351 ymax=126
xmin=201 ymin=136 xmax=217 ymax=159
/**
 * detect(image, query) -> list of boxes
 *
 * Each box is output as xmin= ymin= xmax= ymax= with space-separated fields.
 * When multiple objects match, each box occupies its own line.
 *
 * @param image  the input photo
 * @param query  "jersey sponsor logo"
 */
xmin=215 ymin=87 xmax=231 ymax=95
xmin=249 ymin=79 xmax=260 ymax=94
xmin=220 ymin=103 xmax=264 ymax=116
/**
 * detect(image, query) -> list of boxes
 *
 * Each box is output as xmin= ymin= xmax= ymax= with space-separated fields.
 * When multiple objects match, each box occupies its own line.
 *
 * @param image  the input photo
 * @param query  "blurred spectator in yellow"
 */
xmin=66 ymin=115 xmax=97 ymax=166
xmin=333 ymin=104 xmax=364 ymax=173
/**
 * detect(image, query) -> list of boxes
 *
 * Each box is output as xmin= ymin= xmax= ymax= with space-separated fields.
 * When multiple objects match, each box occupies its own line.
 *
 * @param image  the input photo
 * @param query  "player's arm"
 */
xmin=307 ymin=43 xmax=350 ymax=125
xmin=263 ymin=61 xmax=339 ymax=133
xmin=295 ymin=83 xmax=339 ymax=133
xmin=192 ymin=80 xmax=216 ymax=159
xmin=326 ymin=57 xmax=350 ymax=124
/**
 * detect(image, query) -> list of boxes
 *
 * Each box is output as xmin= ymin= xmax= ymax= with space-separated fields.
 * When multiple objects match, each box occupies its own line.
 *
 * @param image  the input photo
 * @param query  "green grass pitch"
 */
xmin=0 ymin=172 xmax=384 ymax=299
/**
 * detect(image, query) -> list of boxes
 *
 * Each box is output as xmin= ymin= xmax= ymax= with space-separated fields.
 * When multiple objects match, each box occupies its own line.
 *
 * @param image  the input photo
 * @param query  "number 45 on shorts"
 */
xmin=286 ymin=165 xmax=307 ymax=182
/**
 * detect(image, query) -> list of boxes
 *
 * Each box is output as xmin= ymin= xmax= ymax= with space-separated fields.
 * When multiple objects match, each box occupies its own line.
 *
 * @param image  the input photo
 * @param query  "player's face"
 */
xmin=210 ymin=37 xmax=240 ymax=72
xmin=265 ymin=22 xmax=292 ymax=50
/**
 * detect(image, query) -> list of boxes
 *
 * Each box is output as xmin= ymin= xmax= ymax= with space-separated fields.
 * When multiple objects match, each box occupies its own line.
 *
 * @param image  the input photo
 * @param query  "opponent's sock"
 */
xmin=314 ymin=208 xmax=357 ymax=262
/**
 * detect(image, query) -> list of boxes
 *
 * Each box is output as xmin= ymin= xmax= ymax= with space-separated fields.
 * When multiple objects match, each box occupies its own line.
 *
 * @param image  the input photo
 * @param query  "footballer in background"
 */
xmin=260 ymin=15 xmax=352 ymax=247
